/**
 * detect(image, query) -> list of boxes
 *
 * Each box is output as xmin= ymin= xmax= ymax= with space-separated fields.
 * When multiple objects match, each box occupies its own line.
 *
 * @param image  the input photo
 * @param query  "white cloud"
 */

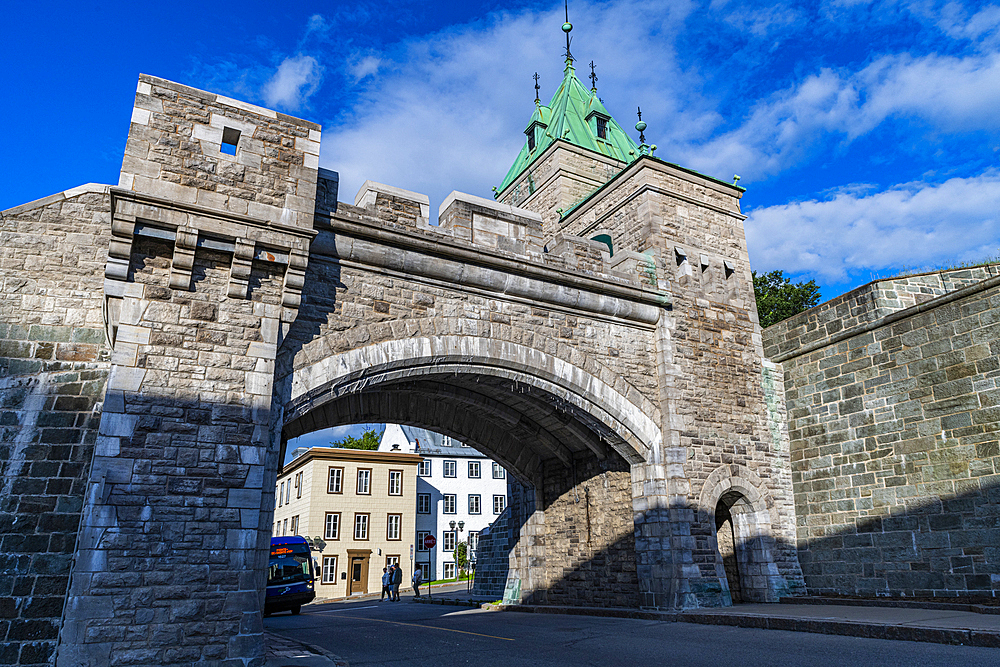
xmin=745 ymin=171 xmax=1000 ymax=280
xmin=320 ymin=0 xmax=699 ymax=211
xmin=676 ymin=51 xmax=1000 ymax=181
xmin=262 ymin=54 xmax=324 ymax=111
xmin=348 ymin=55 xmax=382 ymax=82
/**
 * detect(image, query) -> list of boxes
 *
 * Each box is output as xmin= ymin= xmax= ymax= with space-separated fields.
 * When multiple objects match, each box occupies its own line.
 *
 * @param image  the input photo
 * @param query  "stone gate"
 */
xmin=2 ymin=68 xmax=803 ymax=666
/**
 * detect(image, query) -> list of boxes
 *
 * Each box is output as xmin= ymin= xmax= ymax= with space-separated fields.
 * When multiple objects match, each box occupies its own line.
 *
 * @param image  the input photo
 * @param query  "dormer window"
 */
xmin=596 ymin=117 xmax=607 ymax=139
xmin=528 ymin=132 xmax=536 ymax=152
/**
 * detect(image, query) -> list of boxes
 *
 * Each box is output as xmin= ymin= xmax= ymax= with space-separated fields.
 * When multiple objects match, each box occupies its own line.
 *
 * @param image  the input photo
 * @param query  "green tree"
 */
xmin=752 ymin=270 xmax=821 ymax=328
xmin=454 ymin=541 xmax=468 ymax=576
xmin=330 ymin=427 xmax=382 ymax=451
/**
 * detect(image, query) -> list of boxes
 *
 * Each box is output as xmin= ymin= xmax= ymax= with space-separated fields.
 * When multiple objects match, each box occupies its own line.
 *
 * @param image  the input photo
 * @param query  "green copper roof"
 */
xmin=498 ymin=60 xmax=640 ymax=195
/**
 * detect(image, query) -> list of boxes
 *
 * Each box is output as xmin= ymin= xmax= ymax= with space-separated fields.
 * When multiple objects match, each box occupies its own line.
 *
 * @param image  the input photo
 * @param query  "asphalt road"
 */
xmin=265 ymin=596 xmax=1000 ymax=667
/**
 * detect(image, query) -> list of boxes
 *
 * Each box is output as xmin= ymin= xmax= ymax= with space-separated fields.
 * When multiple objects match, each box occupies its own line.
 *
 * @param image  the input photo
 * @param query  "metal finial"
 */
xmin=533 ymin=72 xmax=541 ymax=103
xmin=562 ymin=0 xmax=573 ymax=62
xmin=733 ymin=174 xmax=741 ymax=185
xmin=635 ymin=107 xmax=647 ymax=145
xmin=589 ymin=61 xmax=598 ymax=91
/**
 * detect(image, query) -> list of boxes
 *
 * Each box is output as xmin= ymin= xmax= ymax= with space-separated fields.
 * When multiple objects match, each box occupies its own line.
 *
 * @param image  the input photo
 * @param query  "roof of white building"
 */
xmin=378 ymin=424 xmax=489 ymax=458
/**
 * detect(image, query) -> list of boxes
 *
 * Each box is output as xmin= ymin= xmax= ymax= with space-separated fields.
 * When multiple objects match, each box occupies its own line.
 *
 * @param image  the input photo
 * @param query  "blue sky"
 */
xmin=4 ymin=0 xmax=1000 ymax=300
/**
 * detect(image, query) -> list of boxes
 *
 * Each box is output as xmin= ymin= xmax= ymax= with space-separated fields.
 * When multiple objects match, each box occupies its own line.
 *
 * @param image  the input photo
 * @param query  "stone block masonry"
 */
xmin=765 ymin=269 xmax=1000 ymax=599
xmin=54 ymin=75 xmax=319 ymax=666
xmin=1 ymin=186 xmax=113 ymax=667
xmin=0 ymin=69 xmax=831 ymax=667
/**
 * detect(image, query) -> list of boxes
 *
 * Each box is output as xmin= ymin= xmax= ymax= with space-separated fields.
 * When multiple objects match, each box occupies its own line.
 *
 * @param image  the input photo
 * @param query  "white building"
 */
xmin=379 ymin=424 xmax=508 ymax=581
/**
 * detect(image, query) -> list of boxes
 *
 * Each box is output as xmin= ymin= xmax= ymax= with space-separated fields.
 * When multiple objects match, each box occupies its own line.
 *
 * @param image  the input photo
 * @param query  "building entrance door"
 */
xmin=348 ymin=550 xmax=370 ymax=595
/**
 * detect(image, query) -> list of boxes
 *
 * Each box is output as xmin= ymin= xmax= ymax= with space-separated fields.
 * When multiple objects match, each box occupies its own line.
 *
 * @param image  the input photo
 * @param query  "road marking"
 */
xmin=310 ymin=605 xmax=379 ymax=613
xmin=331 ymin=614 xmax=514 ymax=641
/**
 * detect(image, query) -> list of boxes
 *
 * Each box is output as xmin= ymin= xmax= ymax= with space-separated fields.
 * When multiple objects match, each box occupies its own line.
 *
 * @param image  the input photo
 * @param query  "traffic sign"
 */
xmin=423 ymin=535 xmax=437 ymax=549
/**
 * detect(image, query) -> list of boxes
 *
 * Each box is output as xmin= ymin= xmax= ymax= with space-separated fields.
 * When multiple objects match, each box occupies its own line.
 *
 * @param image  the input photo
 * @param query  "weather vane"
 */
xmin=533 ymin=72 xmax=541 ymax=103
xmin=589 ymin=61 xmax=598 ymax=90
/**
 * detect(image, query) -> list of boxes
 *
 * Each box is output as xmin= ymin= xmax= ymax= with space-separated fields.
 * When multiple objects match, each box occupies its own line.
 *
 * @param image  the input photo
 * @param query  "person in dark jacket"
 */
xmin=391 ymin=563 xmax=403 ymax=601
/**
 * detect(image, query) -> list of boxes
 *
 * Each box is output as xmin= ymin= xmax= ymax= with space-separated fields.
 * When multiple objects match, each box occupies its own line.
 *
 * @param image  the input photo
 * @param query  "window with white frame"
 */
xmin=468 ymin=531 xmax=479 ymax=552
xmin=291 ymin=515 xmax=299 ymax=535
xmin=416 ymin=530 xmax=430 ymax=552
xmin=278 ymin=481 xmax=284 ymax=507
xmin=443 ymin=530 xmax=456 ymax=551
xmin=328 ymin=467 xmax=343 ymax=494
xmin=386 ymin=514 xmax=401 ymax=540
xmin=322 ymin=556 xmax=338 ymax=584
xmin=324 ymin=513 xmax=340 ymax=540
xmin=357 ymin=469 xmax=371 ymax=495
xmin=282 ymin=518 xmax=288 ymax=535
xmin=295 ymin=471 xmax=303 ymax=499
xmin=443 ymin=494 xmax=456 ymax=514
xmin=443 ymin=460 xmax=456 ymax=478
xmin=285 ymin=479 xmax=291 ymax=504
xmin=468 ymin=494 xmax=481 ymax=514
xmin=468 ymin=461 xmax=480 ymax=478
xmin=417 ymin=493 xmax=431 ymax=514
xmin=493 ymin=495 xmax=506 ymax=514
xmin=493 ymin=462 xmax=505 ymax=479
xmin=386 ymin=555 xmax=400 ymax=567
xmin=354 ymin=513 xmax=369 ymax=540
xmin=443 ymin=562 xmax=456 ymax=579
xmin=388 ymin=470 xmax=402 ymax=496
xmin=418 ymin=459 xmax=431 ymax=476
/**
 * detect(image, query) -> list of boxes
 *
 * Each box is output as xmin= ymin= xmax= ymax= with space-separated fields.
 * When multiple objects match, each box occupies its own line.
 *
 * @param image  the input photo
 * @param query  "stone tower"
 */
xmin=494 ymin=21 xmax=805 ymax=607
xmin=58 ymin=74 xmax=320 ymax=666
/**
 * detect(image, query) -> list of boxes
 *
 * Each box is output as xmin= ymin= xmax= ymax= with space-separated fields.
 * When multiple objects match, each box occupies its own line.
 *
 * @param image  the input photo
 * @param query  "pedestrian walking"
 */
xmin=411 ymin=567 xmax=423 ymax=599
xmin=391 ymin=562 xmax=403 ymax=601
xmin=380 ymin=567 xmax=391 ymax=601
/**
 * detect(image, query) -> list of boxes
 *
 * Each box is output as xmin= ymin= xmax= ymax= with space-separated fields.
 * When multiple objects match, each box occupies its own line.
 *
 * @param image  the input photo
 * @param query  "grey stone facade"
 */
xmin=8 ymin=69 xmax=997 ymax=667
xmin=764 ymin=268 xmax=1000 ymax=598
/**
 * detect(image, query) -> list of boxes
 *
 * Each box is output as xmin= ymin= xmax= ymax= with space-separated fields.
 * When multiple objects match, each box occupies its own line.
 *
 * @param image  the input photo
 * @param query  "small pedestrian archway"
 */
xmin=701 ymin=467 xmax=786 ymax=605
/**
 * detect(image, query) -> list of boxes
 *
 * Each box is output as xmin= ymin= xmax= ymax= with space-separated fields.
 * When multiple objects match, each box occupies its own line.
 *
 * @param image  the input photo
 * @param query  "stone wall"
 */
xmin=764 ymin=272 xmax=1000 ymax=598
xmin=538 ymin=454 xmax=638 ymax=607
xmin=1 ymin=186 xmax=112 ymax=667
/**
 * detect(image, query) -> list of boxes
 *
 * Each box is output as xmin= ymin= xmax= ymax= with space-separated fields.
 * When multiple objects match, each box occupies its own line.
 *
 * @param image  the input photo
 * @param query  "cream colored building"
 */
xmin=273 ymin=447 xmax=422 ymax=599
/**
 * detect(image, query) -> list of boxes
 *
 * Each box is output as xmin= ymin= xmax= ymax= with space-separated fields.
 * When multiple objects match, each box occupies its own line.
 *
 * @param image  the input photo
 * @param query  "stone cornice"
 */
xmin=312 ymin=212 xmax=669 ymax=325
xmin=110 ymin=187 xmax=318 ymax=242
xmin=561 ymin=157 xmax=746 ymax=234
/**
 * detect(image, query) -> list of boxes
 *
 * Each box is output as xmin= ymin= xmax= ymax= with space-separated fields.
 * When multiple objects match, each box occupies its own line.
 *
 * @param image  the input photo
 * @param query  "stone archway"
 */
xmin=278 ymin=335 xmax=662 ymax=607
xmin=699 ymin=466 xmax=787 ymax=604
xmin=281 ymin=335 xmax=662 ymax=479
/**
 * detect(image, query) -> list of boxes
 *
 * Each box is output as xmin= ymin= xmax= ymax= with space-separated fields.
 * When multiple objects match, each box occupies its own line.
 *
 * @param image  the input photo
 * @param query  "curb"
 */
xmin=413 ymin=597 xmax=483 ymax=608
xmin=779 ymin=596 xmax=1000 ymax=616
xmin=480 ymin=604 xmax=1000 ymax=647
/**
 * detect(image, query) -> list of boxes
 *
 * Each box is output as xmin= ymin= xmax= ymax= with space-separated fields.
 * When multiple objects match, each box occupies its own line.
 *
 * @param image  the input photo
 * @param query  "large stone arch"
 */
xmin=278 ymin=334 xmax=662 ymax=608
xmin=281 ymin=335 xmax=661 ymax=471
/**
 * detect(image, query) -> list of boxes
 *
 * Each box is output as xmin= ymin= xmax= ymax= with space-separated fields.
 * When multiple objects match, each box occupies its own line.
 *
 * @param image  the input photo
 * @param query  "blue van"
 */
xmin=265 ymin=536 xmax=316 ymax=616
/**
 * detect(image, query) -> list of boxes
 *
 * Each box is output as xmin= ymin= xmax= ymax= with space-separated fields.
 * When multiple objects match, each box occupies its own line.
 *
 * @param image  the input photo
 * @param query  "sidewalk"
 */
xmin=417 ymin=593 xmax=1000 ymax=647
